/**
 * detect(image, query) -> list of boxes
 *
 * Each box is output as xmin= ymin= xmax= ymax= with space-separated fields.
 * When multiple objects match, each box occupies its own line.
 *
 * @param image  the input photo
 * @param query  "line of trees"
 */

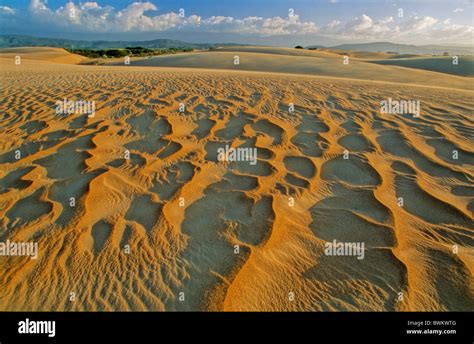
xmin=66 ymin=47 xmax=193 ymax=59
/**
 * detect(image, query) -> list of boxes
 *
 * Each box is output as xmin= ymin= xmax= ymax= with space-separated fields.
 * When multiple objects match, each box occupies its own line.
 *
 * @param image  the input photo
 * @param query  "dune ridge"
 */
xmin=0 ymin=47 xmax=88 ymax=65
xmin=109 ymin=50 xmax=473 ymax=90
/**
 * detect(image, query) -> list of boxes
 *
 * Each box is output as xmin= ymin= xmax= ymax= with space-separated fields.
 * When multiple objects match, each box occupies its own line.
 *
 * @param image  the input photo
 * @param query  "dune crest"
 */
xmin=0 ymin=47 xmax=88 ymax=65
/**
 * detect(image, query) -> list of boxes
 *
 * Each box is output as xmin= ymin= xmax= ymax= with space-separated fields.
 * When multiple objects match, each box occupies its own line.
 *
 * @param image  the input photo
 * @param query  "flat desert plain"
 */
xmin=0 ymin=47 xmax=473 ymax=311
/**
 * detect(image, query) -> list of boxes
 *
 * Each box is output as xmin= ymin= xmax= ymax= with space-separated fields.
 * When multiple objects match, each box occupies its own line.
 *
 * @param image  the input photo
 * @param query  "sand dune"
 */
xmin=109 ymin=50 xmax=473 ymax=90
xmin=0 ymin=47 xmax=88 ymax=65
xmin=215 ymin=46 xmax=423 ymax=60
xmin=320 ymin=49 xmax=433 ymax=60
xmin=214 ymin=45 xmax=344 ymax=59
xmin=370 ymin=56 xmax=474 ymax=77
xmin=321 ymin=48 xmax=397 ymax=59
xmin=0 ymin=53 xmax=473 ymax=311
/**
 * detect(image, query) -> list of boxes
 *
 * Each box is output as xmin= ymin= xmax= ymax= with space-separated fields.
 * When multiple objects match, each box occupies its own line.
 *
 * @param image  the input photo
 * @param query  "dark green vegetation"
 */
xmin=67 ymin=47 xmax=193 ymax=59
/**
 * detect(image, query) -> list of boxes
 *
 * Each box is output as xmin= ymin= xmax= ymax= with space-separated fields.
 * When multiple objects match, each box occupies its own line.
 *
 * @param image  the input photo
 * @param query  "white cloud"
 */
xmin=402 ymin=16 xmax=438 ymax=33
xmin=196 ymin=15 xmax=317 ymax=36
xmin=453 ymin=8 xmax=464 ymax=13
xmin=321 ymin=13 xmax=472 ymax=44
xmin=11 ymin=1 xmax=317 ymax=36
xmin=325 ymin=14 xmax=393 ymax=38
xmin=0 ymin=6 xmax=15 ymax=15
xmin=326 ymin=20 xmax=341 ymax=29
xmin=346 ymin=14 xmax=374 ymax=33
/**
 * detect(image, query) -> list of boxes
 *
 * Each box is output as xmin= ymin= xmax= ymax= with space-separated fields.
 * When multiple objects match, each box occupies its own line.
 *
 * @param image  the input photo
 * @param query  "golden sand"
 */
xmin=0 ymin=49 xmax=472 ymax=311
xmin=0 ymin=47 xmax=88 ymax=65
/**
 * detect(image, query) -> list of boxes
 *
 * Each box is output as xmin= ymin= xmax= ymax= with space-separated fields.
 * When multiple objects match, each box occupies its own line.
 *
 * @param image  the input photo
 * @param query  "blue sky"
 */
xmin=0 ymin=0 xmax=473 ymax=46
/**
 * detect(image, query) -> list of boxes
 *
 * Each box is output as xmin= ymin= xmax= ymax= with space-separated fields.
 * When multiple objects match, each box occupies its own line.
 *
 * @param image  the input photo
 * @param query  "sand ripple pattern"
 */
xmin=0 ymin=63 xmax=473 ymax=311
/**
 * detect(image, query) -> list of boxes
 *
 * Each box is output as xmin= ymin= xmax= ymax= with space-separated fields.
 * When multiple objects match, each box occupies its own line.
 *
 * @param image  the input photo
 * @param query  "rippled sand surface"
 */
xmin=0 ymin=56 xmax=473 ymax=311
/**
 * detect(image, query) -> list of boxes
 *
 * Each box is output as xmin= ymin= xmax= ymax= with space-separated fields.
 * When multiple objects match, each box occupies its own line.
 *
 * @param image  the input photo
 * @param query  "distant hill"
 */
xmin=3 ymin=36 xmax=472 ymax=56
xmin=325 ymin=42 xmax=474 ymax=56
xmin=0 ymin=35 xmax=217 ymax=50
xmin=0 ymin=35 xmax=474 ymax=55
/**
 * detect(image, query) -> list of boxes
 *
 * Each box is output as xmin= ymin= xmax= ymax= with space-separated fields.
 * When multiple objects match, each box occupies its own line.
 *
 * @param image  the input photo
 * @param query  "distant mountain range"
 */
xmin=310 ymin=42 xmax=474 ymax=56
xmin=0 ymin=35 xmax=216 ymax=50
xmin=1 ymin=36 xmax=472 ymax=56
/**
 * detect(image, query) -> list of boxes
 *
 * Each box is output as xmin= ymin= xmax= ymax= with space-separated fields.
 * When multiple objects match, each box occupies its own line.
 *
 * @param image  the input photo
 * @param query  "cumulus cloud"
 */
xmin=186 ymin=14 xmax=318 ymax=36
xmin=402 ymin=16 xmax=438 ymax=33
xmin=326 ymin=20 xmax=341 ymax=29
xmin=0 ymin=6 xmax=15 ymax=15
xmin=453 ymin=8 xmax=464 ymax=13
xmin=7 ymin=0 xmax=317 ymax=36
xmin=322 ymin=14 xmax=394 ymax=38
xmin=25 ymin=0 xmax=180 ymax=32
xmin=321 ymin=13 xmax=473 ymax=44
